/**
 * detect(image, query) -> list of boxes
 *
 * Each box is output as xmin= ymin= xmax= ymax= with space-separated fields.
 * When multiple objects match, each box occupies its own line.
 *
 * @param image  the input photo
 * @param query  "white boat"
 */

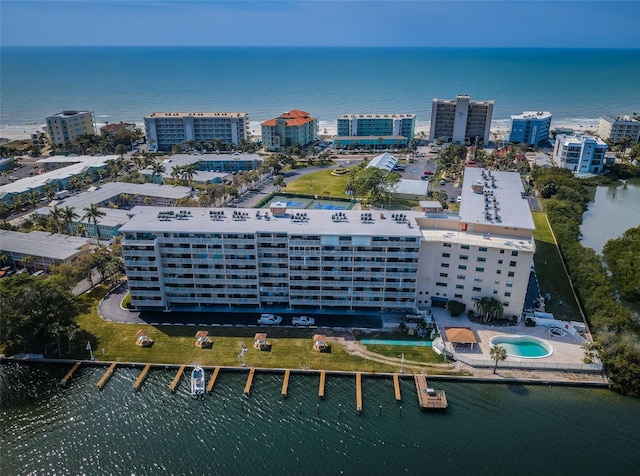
xmin=191 ymin=364 xmax=205 ymax=396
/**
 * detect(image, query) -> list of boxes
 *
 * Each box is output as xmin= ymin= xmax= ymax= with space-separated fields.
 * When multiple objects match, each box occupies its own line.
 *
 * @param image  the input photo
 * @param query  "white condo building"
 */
xmin=430 ymin=95 xmax=493 ymax=145
xmin=121 ymin=168 xmax=534 ymax=319
xmin=597 ymin=114 xmax=640 ymax=145
xmin=46 ymin=110 xmax=96 ymax=145
xmin=144 ymin=112 xmax=250 ymax=152
xmin=553 ymin=135 xmax=608 ymax=174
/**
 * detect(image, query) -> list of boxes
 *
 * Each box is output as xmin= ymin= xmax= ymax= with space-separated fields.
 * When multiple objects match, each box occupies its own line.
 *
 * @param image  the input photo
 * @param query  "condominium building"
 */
xmin=261 ymin=110 xmax=318 ymax=152
xmin=144 ymin=112 xmax=250 ymax=152
xmin=509 ymin=112 xmax=552 ymax=146
xmin=121 ymin=168 xmax=533 ymax=318
xmin=597 ymin=114 xmax=640 ymax=145
xmin=429 ymin=95 xmax=493 ymax=145
xmin=335 ymin=114 xmax=415 ymax=149
xmin=553 ymin=134 xmax=608 ymax=174
xmin=46 ymin=110 xmax=96 ymax=145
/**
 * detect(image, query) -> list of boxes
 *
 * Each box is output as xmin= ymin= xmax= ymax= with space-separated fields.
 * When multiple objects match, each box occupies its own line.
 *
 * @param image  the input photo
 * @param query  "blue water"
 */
xmin=2 ymin=47 xmax=639 ymax=130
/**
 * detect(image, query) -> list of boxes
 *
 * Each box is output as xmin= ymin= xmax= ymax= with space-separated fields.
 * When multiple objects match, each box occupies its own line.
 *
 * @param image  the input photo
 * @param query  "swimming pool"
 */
xmin=489 ymin=335 xmax=553 ymax=359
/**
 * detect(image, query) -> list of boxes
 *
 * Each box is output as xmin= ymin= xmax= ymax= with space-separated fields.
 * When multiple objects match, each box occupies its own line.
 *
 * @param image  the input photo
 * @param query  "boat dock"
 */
xmin=60 ymin=361 xmax=82 ymax=386
xmin=133 ymin=364 xmax=151 ymax=391
xmin=414 ymin=375 xmax=448 ymax=410
xmin=169 ymin=365 xmax=185 ymax=393
xmin=281 ymin=369 xmax=290 ymax=398
xmin=393 ymin=374 xmax=402 ymax=401
xmin=244 ymin=367 xmax=256 ymax=397
xmin=207 ymin=367 xmax=221 ymax=394
xmin=356 ymin=372 xmax=363 ymax=414
xmin=96 ymin=363 xmax=117 ymax=390
xmin=318 ymin=370 xmax=326 ymax=399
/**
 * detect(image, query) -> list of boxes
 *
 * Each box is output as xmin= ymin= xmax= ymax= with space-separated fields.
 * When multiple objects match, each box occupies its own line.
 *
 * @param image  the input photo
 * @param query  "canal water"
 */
xmin=2 ymin=362 xmax=639 ymax=475
xmin=581 ymin=178 xmax=640 ymax=255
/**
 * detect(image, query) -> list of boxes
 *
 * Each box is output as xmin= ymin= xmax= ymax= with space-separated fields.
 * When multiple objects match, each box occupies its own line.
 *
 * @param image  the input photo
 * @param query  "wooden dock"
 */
xmin=318 ymin=370 xmax=326 ymax=399
xmin=281 ymin=369 xmax=290 ymax=398
xmin=133 ymin=364 xmax=151 ymax=391
xmin=96 ymin=362 xmax=117 ymax=390
xmin=356 ymin=372 xmax=363 ymax=413
xmin=414 ymin=375 xmax=448 ymax=410
xmin=60 ymin=361 xmax=82 ymax=386
xmin=244 ymin=367 xmax=256 ymax=397
xmin=393 ymin=374 xmax=402 ymax=401
xmin=169 ymin=365 xmax=185 ymax=393
xmin=207 ymin=367 xmax=221 ymax=394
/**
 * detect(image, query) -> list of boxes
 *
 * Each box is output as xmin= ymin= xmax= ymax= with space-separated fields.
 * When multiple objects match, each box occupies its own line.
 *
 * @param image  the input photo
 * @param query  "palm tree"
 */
xmin=22 ymin=255 xmax=35 ymax=272
xmin=82 ymin=203 xmax=106 ymax=245
xmin=490 ymin=345 xmax=507 ymax=374
xmin=213 ymin=139 xmax=223 ymax=154
xmin=475 ymin=296 xmax=504 ymax=324
xmin=50 ymin=206 xmax=65 ymax=233
xmin=180 ymin=163 xmax=198 ymax=188
xmin=273 ymin=175 xmax=286 ymax=191
xmin=75 ymin=223 xmax=87 ymax=237
xmin=150 ymin=162 xmax=166 ymax=183
xmin=62 ymin=206 xmax=79 ymax=233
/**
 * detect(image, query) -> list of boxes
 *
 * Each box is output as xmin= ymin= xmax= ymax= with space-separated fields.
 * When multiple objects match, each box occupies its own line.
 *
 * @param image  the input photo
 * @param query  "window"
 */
xmin=499 ymin=249 xmax=505 ymax=254
xmin=505 ymin=292 xmax=511 ymax=297
xmin=503 ymin=301 xmax=510 ymax=307
xmin=439 ymin=272 xmax=448 ymax=278
xmin=475 ymin=267 xmax=485 ymax=272
xmin=436 ymin=282 xmax=448 ymax=287
xmin=506 ymin=281 xmax=513 ymax=287
xmin=508 ymin=271 xmax=515 ymax=277
xmin=498 ymin=259 xmax=503 ymax=264
xmin=474 ymin=277 xmax=483 ymax=282
xmin=509 ymin=261 xmax=517 ymax=267
xmin=511 ymin=251 xmax=519 ymax=257
xmin=472 ymin=286 xmax=482 ymax=292
xmin=477 ymin=257 xmax=486 ymax=262
xmin=455 ymin=284 xmax=464 ymax=290
xmin=493 ymin=290 xmax=498 ymax=294
xmin=443 ymin=243 xmax=452 ymax=248
xmin=458 ymin=264 xmax=467 ymax=270
xmin=479 ymin=247 xmax=488 ymax=252
xmin=441 ymin=263 xmax=449 ymax=268
xmin=457 ymin=274 xmax=465 ymax=280
xmin=461 ymin=244 xmax=470 ymax=250
xmin=496 ymin=269 xmax=502 ymax=274
xmin=442 ymin=252 xmax=451 ymax=258
xmin=460 ymin=255 xmax=468 ymax=260
xmin=454 ymin=294 xmax=463 ymax=299
xmin=494 ymin=279 xmax=500 ymax=284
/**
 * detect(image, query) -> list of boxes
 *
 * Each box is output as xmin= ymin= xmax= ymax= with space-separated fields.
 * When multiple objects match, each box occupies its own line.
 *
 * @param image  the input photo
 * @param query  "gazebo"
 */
xmin=254 ymin=333 xmax=270 ymax=351
xmin=313 ymin=334 xmax=328 ymax=351
xmin=444 ymin=327 xmax=477 ymax=350
xmin=195 ymin=330 xmax=212 ymax=348
xmin=135 ymin=329 xmax=154 ymax=347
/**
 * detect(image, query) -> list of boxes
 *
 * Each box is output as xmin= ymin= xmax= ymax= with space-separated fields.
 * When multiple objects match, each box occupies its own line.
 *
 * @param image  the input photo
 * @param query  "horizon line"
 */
xmin=2 ymin=45 xmax=640 ymax=50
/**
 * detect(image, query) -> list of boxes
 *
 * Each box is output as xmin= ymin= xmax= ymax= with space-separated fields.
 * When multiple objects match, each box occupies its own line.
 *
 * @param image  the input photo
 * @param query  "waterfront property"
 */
xmin=335 ymin=113 xmax=415 ymax=149
xmin=144 ymin=112 xmax=250 ymax=152
xmin=508 ymin=111 xmax=552 ymax=146
xmin=429 ymin=95 xmax=493 ymax=145
xmin=45 ymin=110 xmax=96 ymax=145
xmin=100 ymin=122 xmax=136 ymax=137
xmin=553 ymin=134 xmax=609 ymax=174
xmin=0 ymin=229 xmax=93 ymax=272
xmin=121 ymin=167 xmax=534 ymax=317
xmin=597 ymin=114 xmax=640 ymax=145
xmin=261 ymin=110 xmax=318 ymax=152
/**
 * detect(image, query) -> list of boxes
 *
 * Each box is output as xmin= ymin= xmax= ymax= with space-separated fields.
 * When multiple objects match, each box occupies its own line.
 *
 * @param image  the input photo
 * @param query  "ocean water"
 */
xmin=2 ymin=362 xmax=640 ymax=475
xmin=1 ymin=47 xmax=639 ymax=134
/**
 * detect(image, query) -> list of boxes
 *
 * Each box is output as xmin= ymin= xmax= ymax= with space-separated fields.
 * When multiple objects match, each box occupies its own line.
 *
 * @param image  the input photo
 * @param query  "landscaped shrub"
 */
xmin=447 ymin=300 xmax=465 ymax=317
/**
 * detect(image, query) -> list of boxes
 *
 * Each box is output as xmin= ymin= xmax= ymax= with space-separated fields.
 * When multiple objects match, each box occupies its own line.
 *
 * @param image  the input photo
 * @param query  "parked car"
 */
xmin=257 ymin=314 xmax=283 ymax=325
xmin=423 ymin=170 xmax=433 ymax=175
xmin=292 ymin=316 xmax=315 ymax=327
xmin=439 ymin=179 xmax=446 ymax=186
xmin=457 ymin=196 xmax=462 ymax=203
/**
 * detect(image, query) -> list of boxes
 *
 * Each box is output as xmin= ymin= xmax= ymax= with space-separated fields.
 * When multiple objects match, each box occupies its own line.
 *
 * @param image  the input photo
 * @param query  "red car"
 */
xmin=423 ymin=170 xmax=434 ymax=175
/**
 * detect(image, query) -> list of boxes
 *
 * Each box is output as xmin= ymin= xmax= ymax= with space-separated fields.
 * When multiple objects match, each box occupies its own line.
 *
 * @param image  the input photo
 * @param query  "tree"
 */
xmin=62 ymin=206 xmax=79 ymax=233
xmin=22 ymin=255 xmax=35 ymax=272
xmin=490 ymin=345 xmax=507 ymax=374
xmin=82 ymin=203 xmax=106 ymax=245
xmin=150 ymin=162 xmax=166 ymax=183
xmin=272 ymin=174 xmax=286 ymax=191
xmin=474 ymin=296 xmax=504 ymax=324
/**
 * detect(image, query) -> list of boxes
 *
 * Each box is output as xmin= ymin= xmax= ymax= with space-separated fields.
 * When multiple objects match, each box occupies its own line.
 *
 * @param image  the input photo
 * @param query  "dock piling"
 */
xmin=393 ymin=374 xmax=402 ymax=401
xmin=60 ymin=361 xmax=82 ymax=387
xmin=207 ymin=367 xmax=221 ymax=394
xmin=356 ymin=372 xmax=363 ymax=415
xmin=169 ymin=365 xmax=185 ymax=393
xmin=243 ymin=367 xmax=256 ymax=397
xmin=133 ymin=364 xmax=151 ymax=391
xmin=281 ymin=369 xmax=290 ymax=398
xmin=318 ymin=370 xmax=326 ymax=399
xmin=96 ymin=363 xmax=117 ymax=390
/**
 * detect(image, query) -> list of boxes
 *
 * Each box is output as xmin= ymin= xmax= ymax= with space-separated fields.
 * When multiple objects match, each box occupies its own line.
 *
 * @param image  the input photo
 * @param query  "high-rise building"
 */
xmin=553 ymin=135 xmax=608 ymax=174
xmin=144 ymin=112 xmax=250 ymax=152
xmin=509 ymin=112 xmax=552 ymax=146
xmin=597 ymin=114 xmax=640 ymax=145
xmin=335 ymin=114 xmax=415 ymax=149
xmin=429 ymin=95 xmax=493 ymax=145
xmin=261 ymin=110 xmax=318 ymax=152
xmin=121 ymin=168 xmax=533 ymax=318
xmin=46 ymin=110 xmax=96 ymax=145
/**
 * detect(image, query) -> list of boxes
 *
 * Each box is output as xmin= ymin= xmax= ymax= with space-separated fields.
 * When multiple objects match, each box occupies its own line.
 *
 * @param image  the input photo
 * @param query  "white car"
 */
xmin=292 ymin=316 xmax=316 ymax=327
xmin=257 ymin=314 xmax=283 ymax=325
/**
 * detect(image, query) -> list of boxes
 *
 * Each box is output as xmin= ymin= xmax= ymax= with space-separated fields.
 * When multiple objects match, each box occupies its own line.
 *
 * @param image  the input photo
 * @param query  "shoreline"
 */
xmin=0 ymin=118 xmax=601 ymax=142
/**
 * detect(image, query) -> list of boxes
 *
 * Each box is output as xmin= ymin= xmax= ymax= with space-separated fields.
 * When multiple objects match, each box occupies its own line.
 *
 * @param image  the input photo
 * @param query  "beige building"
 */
xmin=430 ymin=95 xmax=493 ymax=145
xmin=46 ymin=110 xmax=96 ymax=145
xmin=261 ymin=110 xmax=318 ymax=152
xmin=597 ymin=114 xmax=640 ymax=145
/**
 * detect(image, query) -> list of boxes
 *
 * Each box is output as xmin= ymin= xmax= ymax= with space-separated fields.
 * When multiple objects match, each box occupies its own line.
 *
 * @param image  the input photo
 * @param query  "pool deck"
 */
xmin=431 ymin=308 xmax=594 ymax=370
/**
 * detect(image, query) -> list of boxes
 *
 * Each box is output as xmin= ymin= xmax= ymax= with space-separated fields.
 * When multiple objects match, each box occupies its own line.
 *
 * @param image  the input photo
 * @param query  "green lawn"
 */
xmin=73 ymin=287 xmax=403 ymax=373
xmin=532 ymin=211 xmax=582 ymax=321
xmin=364 ymin=344 xmax=443 ymax=364
xmin=282 ymin=169 xmax=351 ymax=198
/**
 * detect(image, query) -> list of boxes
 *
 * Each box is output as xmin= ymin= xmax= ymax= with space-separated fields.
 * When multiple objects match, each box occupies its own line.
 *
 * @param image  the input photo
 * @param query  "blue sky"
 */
xmin=2 ymin=1 xmax=639 ymax=48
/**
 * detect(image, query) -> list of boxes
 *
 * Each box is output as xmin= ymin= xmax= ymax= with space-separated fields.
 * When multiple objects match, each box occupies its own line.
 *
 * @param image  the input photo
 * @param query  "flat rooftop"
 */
xmin=120 ymin=206 xmax=424 ymax=238
xmin=420 ymin=228 xmax=535 ymax=252
xmin=459 ymin=167 xmax=535 ymax=230
xmin=0 ymin=230 xmax=92 ymax=259
xmin=145 ymin=112 xmax=248 ymax=118
xmin=511 ymin=111 xmax=552 ymax=120
xmin=339 ymin=114 xmax=415 ymax=119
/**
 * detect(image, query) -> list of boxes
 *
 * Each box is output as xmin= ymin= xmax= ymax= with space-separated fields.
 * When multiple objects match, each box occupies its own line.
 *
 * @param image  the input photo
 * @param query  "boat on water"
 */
xmin=191 ymin=365 xmax=205 ymax=396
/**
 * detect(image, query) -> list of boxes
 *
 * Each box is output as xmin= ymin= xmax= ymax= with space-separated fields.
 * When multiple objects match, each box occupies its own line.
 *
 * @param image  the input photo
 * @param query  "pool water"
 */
xmin=489 ymin=335 xmax=553 ymax=358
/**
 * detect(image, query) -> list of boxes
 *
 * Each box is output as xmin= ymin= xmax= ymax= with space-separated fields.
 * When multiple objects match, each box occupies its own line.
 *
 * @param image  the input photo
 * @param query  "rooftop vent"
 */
xmin=332 ymin=212 xmax=348 ymax=222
